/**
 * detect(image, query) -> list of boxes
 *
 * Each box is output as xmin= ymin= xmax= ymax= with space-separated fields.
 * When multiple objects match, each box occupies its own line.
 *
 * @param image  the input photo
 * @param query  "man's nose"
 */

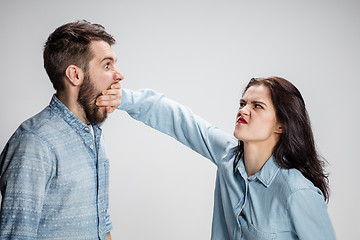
xmin=113 ymin=66 xmax=124 ymax=82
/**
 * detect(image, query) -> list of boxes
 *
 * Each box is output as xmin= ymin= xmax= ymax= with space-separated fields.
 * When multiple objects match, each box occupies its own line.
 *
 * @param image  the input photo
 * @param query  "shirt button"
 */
xmin=89 ymin=144 xmax=94 ymax=149
xmin=84 ymin=127 xmax=89 ymax=131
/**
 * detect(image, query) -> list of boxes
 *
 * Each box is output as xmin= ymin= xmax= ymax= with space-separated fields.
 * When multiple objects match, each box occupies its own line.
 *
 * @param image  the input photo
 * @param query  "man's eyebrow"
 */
xmin=101 ymin=56 xmax=117 ymax=63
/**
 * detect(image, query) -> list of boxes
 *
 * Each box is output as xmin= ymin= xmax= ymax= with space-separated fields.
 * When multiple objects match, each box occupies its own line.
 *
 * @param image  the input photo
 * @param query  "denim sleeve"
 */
xmin=287 ymin=189 xmax=336 ymax=240
xmin=118 ymin=88 xmax=237 ymax=165
xmin=0 ymin=131 xmax=53 ymax=239
xmin=104 ymin=209 xmax=113 ymax=235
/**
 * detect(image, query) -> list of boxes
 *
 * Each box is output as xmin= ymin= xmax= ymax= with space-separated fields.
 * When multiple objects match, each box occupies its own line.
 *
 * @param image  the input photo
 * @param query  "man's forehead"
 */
xmin=90 ymin=40 xmax=117 ymax=62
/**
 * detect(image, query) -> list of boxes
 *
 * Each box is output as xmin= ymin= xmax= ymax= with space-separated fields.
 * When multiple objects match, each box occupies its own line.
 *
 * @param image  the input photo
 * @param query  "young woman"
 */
xmin=99 ymin=76 xmax=336 ymax=239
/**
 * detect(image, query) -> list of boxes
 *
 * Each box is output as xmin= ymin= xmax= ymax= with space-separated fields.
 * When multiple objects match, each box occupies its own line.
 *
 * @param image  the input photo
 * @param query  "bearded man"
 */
xmin=0 ymin=20 xmax=123 ymax=240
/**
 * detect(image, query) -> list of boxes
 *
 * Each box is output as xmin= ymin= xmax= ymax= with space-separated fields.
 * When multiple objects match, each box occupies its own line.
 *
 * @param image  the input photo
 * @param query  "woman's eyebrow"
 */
xmin=251 ymin=100 xmax=267 ymax=107
xmin=240 ymin=99 xmax=268 ymax=108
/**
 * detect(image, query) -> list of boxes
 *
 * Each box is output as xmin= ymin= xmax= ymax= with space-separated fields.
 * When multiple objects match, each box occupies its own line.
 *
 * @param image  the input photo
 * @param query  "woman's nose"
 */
xmin=239 ymin=105 xmax=250 ymax=116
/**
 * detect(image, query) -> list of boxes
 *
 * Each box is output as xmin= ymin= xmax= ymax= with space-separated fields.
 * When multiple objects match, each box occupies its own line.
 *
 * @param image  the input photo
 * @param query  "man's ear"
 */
xmin=65 ymin=65 xmax=84 ymax=86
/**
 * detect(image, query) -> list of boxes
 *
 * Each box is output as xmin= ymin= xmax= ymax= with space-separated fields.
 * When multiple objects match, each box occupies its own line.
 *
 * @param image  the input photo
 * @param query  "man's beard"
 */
xmin=78 ymin=74 xmax=108 ymax=125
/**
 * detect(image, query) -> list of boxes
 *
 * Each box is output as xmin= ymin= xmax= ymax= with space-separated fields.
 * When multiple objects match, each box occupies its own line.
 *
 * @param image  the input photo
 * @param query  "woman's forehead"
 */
xmin=242 ymin=85 xmax=271 ymax=101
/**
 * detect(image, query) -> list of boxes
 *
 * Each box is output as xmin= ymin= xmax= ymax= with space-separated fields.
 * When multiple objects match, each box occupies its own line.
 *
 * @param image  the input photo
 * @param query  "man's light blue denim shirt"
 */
xmin=118 ymin=88 xmax=336 ymax=240
xmin=0 ymin=95 xmax=112 ymax=239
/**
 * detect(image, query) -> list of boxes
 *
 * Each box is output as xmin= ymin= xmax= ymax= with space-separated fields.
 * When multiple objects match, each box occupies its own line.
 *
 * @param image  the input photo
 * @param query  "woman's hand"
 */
xmin=96 ymin=82 xmax=122 ymax=113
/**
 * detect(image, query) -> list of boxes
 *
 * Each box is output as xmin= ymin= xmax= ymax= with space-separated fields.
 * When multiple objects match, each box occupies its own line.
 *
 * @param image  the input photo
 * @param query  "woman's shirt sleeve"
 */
xmin=118 ymin=88 xmax=238 ymax=166
xmin=287 ymin=188 xmax=336 ymax=239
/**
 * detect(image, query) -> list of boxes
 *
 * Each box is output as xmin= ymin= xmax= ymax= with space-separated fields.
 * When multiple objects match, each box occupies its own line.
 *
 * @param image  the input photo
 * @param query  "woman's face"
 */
xmin=234 ymin=84 xmax=282 ymax=144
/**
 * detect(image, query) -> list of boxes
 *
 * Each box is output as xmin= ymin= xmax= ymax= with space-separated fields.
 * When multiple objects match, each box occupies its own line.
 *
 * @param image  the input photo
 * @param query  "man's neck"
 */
xmin=56 ymin=91 xmax=89 ymax=125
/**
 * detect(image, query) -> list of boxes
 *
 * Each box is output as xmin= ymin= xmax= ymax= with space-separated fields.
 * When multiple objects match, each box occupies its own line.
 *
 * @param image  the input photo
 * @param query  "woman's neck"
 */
xmin=243 ymin=141 xmax=275 ymax=177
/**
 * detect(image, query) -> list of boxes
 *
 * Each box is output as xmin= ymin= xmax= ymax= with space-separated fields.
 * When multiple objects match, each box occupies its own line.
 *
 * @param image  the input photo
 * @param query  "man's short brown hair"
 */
xmin=43 ymin=20 xmax=115 ymax=92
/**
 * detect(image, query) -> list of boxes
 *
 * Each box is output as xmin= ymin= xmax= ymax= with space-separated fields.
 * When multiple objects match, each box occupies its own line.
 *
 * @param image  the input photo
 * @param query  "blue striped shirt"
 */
xmin=0 ymin=95 xmax=112 ymax=239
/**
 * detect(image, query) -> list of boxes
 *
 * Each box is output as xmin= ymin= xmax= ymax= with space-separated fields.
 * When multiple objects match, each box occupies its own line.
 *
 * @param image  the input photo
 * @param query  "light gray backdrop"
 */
xmin=0 ymin=0 xmax=358 ymax=239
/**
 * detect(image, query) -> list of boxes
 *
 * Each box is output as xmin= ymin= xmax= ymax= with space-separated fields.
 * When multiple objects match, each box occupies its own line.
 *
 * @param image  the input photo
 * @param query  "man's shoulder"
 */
xmin=13 ymin=105 xmax=68 ymax=143
xmin=20 ymin=106 xmax=57 ymax=131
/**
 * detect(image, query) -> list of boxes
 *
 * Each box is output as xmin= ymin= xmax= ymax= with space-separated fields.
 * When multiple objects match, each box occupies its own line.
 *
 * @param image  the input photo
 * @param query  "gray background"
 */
xmin=1 ymin=0 xmax=359 ymax=239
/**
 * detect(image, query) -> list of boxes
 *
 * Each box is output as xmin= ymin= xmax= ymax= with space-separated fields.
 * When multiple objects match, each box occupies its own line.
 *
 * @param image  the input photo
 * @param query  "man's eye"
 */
xmin=240 ymin=102 xmax=246 ymax=108
xmin=105 ymin=63 xmax=110 ymax=69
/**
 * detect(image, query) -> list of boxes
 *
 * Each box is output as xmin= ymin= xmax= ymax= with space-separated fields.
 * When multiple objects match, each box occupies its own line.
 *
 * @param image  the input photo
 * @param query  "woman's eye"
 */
xmin=240 ymin=102 xmax=246 ymax=108
xmin=105 ymin=63 xmax=110 ymax=69
xmin=254 ymin=104 xmax=263 ymax=109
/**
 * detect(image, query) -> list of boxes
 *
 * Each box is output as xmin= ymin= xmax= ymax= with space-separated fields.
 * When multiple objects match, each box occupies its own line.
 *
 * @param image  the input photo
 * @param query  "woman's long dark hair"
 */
xmin=234 ymin=77 xmax=330 ymax=202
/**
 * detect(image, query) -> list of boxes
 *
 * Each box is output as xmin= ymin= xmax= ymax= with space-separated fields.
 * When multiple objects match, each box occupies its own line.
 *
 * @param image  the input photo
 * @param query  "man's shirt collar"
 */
xmin=49 ymin=94 xmax=94 ymax=133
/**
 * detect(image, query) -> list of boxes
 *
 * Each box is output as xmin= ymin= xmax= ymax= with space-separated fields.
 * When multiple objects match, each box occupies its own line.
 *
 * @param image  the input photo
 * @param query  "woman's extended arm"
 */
xmin=117 ymin=88 xmax=237 ymax=165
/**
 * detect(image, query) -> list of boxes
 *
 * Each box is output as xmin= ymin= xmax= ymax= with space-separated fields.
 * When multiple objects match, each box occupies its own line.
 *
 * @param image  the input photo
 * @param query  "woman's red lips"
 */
xmin=238 ymin=117 xmax=248 ymax=124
